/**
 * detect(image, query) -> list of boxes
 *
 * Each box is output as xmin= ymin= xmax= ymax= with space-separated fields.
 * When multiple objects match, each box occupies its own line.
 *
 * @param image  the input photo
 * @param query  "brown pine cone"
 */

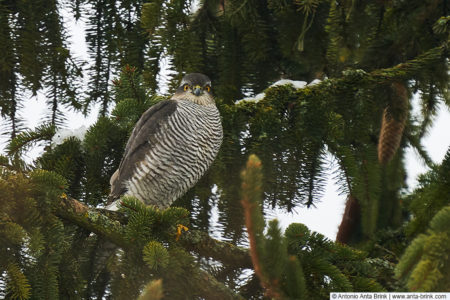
xmin=377 ymin=82 xmax=408 ymax=165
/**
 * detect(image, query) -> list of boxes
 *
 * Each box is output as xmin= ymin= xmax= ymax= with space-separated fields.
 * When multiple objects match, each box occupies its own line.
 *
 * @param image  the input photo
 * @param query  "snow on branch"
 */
xmin=51 ymin=125 xmax=88 ymax=146
xmin=235 ymin=79 xmax=318 ymax=104
xmin=234 ymin=43 xmax=447 ymax=106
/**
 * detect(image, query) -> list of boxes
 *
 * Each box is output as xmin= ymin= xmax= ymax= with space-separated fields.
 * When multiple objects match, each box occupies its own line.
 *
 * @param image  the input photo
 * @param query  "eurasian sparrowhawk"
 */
xmin=108 ymin=73 xmax=223 ymax=209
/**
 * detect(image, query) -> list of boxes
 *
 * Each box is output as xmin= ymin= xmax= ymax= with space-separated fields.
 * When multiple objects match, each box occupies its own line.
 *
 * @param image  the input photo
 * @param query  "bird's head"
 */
xmin=171 ymin=73 xmax=215 ymax=105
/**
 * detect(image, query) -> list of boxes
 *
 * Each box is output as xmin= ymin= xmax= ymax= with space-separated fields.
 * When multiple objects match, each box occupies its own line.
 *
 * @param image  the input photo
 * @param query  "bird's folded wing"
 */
xmin=109 ymin=100 xmax=178 ymax=198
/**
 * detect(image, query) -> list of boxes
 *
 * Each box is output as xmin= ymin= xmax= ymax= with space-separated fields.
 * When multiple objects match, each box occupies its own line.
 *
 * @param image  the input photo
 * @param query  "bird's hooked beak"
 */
xmin=193 ymin=85 xmax=202 ymax=96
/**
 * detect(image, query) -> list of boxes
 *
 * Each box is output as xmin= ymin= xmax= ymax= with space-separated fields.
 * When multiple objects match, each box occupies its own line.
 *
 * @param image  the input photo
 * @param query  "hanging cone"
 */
xmin=336 ymin=195 xmax=360 ymax=244
xmin=377 ymin=82 xmax=408 ymax=165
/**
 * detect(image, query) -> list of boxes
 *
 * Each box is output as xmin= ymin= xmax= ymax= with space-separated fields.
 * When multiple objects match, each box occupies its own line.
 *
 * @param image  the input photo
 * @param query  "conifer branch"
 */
xmin=235 ymin=43 xmax=447 ymax=109
xmin=191 ymin=268 xmax=245 ymax=300
xmin=55 ymin=196 xmax=252 ymax=268
xmin=405 ymin=132 xmax=434 ymax=168
xmin=179 ymin=230 xmax=252 ymax=268
xmin=6 ymin=124 xmax=56 ymax=156
xmin=56 ymin=196 xmax=247 ymax=299
xmin=241 ymin=154 xmax=283 ymax=299
xmin=368 ymin=45 xmax=447 ymax=82
xmin=56 ymin=196 xmax=128 ymax=249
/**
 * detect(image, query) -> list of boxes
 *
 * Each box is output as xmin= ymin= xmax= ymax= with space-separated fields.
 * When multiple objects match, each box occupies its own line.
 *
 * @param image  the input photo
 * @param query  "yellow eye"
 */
xmin=205 ymin=85 xmax=211 ymax=92
xmin=183 ymin=84 xmax=189 ymax=91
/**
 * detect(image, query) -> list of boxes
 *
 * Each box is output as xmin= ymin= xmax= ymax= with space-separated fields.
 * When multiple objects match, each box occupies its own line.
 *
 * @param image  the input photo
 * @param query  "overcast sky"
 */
xmin=1 ymin=8 xmax=449 ymax=240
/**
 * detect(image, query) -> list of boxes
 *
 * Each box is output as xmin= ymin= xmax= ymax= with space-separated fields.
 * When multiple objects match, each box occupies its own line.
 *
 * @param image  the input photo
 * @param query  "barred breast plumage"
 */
xmin=126 ymin=100 xmax=221 ymax=208
xmin=109 ymin=73 xmax=222 ymax=209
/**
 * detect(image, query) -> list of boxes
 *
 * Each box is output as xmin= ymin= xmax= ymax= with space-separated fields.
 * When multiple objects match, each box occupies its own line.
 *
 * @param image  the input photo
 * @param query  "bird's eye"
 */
xmin=183 ymin=84 xmax=189 ymax=91
xmin=205 ymin=85 xmax=211 ymax=92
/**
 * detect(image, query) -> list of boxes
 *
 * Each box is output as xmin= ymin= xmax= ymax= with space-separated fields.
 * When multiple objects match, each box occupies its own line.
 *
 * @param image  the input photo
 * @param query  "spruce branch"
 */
xmin=366 ymin=47 xmax=445 ymax=82
xmin=404 ymin=132 xmax=434 ymax=168
xmin=396 ymin=206 xmax=450 ymax=291
xmin=55 ymin=196 xmax=251 ymax=268
xmin=5 ymin=263 xmax=31 ymax=300
xmin=56 ymin=196 xmax=128 ymax=249
xmin=54 ymin=196 xmax=249 ymax=299
xmin=241 ymin=154 xmax=283 ymax=299
xmin=235 ymin=43 xmax=448 ymax=109
xmin=191 ymin=268 xmax=245 ymax=300
xmin=179 ymin=229 xmax=252 ymax=269
xmin=6 ymin=124 xmax=56 ymax=156
xmin=138 ymin=279 xmax=164 ymax=300
xmin=241 ymin=155 xmax=265 ymax=281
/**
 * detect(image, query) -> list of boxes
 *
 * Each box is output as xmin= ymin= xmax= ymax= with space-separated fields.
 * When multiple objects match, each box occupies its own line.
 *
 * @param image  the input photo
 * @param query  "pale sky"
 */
xmin=0 ymin=8 xmax=449 ymax=240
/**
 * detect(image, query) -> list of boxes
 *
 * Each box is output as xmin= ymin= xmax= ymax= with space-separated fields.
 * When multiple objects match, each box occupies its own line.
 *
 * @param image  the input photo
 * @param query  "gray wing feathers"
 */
xmin=109 ymin=100 xmax=178 ymax=198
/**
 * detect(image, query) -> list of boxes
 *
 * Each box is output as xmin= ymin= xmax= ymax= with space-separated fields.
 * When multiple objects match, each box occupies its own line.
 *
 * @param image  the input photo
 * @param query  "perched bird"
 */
xmin=108 ymin=73 xmax=223 ymax=209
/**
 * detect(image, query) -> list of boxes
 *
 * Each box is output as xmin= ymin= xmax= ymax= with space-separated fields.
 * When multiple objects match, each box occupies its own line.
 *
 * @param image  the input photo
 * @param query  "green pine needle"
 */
xmin=143 ymin=241 xmax=169 ymax=271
